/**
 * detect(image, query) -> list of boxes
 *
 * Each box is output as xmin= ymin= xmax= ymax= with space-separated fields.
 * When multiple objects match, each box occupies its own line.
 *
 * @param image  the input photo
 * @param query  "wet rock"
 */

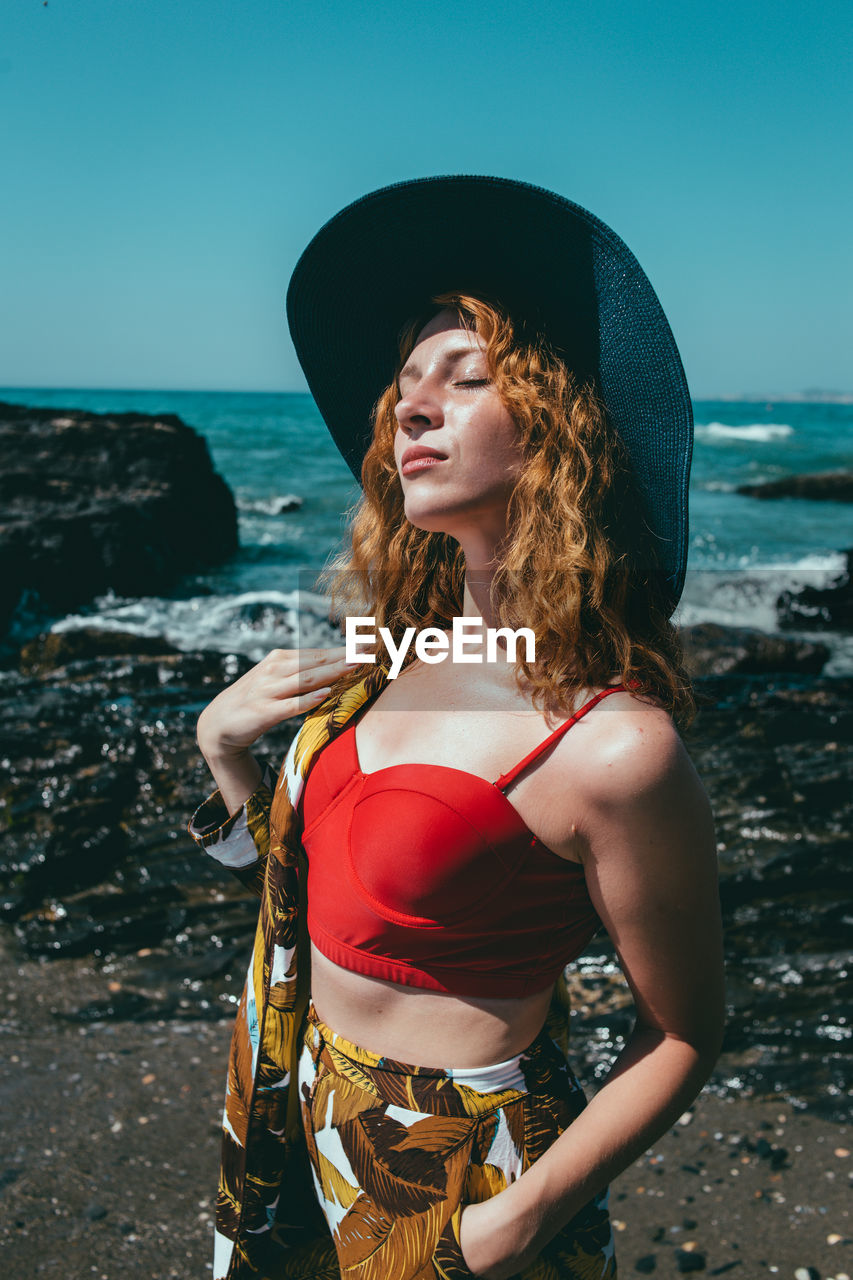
xmin=679 ymin=622 xmax=829 ymax=676
xmin=0 ymin=401 xmax=238 ymax=641
xmin=0 ymin=629 xmax=851 ymax=1123
xmin=570 ymin=672 xmax=853 ymax=1120
xmin=736 ymin=470 xmax=853 ymax=501
xmin=266 ymin=494 xmax=302 ymax=514
xmin=776 ymin=549 xmax=853 ymax=631
xmin=19 ymin=627 xmax=181 ymax=676
xmin=0 ymin=627 xmax=297 ymax=977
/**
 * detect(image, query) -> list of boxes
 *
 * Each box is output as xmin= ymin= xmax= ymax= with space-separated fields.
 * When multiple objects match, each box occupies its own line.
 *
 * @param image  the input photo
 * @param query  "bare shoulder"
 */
xmin=577 ymin=690 xmax=689 ymax=792
xmin=561 ymin=689 xmax=711 ymax=834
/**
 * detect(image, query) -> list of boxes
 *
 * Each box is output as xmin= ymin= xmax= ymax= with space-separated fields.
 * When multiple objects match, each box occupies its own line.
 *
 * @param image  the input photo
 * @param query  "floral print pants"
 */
xmin=295 ymin=1001 xmax=617 ymax=1280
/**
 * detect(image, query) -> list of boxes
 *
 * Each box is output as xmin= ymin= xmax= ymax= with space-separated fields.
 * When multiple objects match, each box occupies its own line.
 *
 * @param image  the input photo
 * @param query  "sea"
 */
xmin=3 ymin=388 xmax=852 ymax=670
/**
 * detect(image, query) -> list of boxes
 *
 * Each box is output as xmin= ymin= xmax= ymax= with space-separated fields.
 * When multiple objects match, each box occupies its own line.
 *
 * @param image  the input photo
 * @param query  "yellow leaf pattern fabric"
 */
xmin=298 ymin=1002 xmax=617 ymax=1279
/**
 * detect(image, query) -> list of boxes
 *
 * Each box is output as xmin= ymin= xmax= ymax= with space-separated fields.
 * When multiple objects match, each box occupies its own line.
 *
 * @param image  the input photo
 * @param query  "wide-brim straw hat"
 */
xmin=286 ymin=174 xmax=693 ymax=613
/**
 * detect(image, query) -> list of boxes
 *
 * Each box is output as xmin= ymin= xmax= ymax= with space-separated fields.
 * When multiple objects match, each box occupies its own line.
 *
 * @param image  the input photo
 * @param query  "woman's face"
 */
xmin=393 ymin=309 xmax=525 ymax=550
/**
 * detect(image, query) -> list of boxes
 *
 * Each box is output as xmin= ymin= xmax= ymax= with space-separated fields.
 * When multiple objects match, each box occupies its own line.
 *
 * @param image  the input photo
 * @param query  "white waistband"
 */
xmin=447 ymin=1052 xmax=528 ymax=1094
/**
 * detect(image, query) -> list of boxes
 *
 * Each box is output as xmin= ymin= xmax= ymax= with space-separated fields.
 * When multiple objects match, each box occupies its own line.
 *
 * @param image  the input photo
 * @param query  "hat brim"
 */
xmin=286 ymin=174 xmax=693 ymax=610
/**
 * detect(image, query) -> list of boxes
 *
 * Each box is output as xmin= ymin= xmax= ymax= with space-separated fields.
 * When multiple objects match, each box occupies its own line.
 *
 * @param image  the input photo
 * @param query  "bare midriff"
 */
xmin=309 ymin=943 xmax=558 ymax=1067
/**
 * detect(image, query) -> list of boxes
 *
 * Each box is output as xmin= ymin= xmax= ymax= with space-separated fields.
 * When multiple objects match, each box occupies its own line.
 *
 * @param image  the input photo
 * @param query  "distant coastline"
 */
xmin=711 ymin=389 xmax=853 ymax=404
xmin=2 ymin=385 xmax=853 ymax=405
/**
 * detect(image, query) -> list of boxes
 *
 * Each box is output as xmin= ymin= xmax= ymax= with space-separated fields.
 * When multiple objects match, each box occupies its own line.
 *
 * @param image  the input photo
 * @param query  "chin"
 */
xmin=403 ymin=489 xmax=504 ymax=536
xmin=403 ymin=508 xmax=457 ymax=534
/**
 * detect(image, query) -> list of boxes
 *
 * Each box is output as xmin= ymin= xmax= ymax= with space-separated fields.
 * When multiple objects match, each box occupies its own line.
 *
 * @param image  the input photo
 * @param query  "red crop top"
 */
xmin=299 ymin=684 xmax=629 ymax=998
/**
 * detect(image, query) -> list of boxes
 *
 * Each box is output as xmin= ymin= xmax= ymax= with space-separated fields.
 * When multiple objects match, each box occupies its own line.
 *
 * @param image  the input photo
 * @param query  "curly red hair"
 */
xmin=317 ymin=292 xmax=696 ymax=728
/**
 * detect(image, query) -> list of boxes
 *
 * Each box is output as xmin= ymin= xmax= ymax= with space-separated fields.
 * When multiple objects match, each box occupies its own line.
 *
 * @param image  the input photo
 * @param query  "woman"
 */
xmin=188 ymin=176 xmax=724 ymax=1280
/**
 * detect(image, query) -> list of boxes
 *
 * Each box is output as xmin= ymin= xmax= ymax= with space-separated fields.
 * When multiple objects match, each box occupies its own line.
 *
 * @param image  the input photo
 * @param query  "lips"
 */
xmin=400 ymin=445 xmax=448 ymax=476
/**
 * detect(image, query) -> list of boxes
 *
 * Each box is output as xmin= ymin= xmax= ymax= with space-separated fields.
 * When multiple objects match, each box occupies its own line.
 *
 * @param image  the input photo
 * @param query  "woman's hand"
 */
xmin=458 ymin=1198 xmax=539 ymax=1280
xmin=197 ymin=646 xmax=356 ymax=759
xmin=195 ymin=646 xmax=358 ymax=814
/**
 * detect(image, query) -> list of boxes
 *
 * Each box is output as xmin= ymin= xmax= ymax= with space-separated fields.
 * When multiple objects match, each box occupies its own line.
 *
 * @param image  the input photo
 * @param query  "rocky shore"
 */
xmin=1 ymin=944 xmax=850 ymax=1279
xmin=1 ymin=405 xmax=851 ymax=1277
xmin=1 ymin=623 xmax=850 ymax=1276
xmin=0 ymin=401 xmax=237 ymax=652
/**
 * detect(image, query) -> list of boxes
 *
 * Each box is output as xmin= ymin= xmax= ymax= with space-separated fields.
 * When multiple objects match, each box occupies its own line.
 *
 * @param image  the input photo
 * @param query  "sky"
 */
xmin=1 ymin=0 xmax=851 ymax=399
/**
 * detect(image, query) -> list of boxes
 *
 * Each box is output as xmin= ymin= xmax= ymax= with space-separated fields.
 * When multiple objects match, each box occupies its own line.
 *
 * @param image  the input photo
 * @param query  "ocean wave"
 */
xmin=236 ymin=494 xmax=303 ymax=515
xmin=696 ymin=422 xmax=794 ymax=442
xmin=50 ymin=588 xmax=341 ymax=662
xmin=675 ymin=556 xmax=850 ymax=648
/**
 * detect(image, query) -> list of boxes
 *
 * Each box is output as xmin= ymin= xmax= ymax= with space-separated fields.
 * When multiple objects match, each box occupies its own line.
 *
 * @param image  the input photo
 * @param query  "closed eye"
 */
xmin=454 ymin=379 xmax=490 ymax=388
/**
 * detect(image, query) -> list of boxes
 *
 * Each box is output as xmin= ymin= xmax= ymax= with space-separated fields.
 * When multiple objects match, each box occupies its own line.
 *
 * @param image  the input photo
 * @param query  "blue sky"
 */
xmin=1 ymin=0 xmax=850 ymax=398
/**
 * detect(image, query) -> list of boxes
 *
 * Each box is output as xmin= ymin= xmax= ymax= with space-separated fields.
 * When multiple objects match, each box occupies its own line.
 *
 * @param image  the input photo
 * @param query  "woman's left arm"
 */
xmin=460 ymin=713 xmax=725 ymax=1279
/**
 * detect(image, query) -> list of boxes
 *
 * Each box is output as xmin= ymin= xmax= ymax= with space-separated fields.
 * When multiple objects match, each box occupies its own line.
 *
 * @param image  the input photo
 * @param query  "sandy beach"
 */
xmin=1 ymin=946 xmax=850 ymax=1280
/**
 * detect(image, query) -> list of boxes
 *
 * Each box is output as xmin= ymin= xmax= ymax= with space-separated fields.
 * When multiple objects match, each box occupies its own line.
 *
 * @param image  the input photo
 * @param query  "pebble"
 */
xmin=675 ymin=1249 xmax=707 ymax=1273
xmin=84 ymin=1203 xmax=107 ymax=1221
xmin=635 ymin=1257 xmax=657 ymax=1274
xmin=794 ymin=1269 xmax=819 ymax=1280
xmin=834 ymin=1148 xmax=850 ymax=1158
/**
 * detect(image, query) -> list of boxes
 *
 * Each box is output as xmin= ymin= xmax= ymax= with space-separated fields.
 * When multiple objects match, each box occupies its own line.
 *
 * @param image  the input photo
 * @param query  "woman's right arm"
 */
xmin=186 ymin=645 xmax=356 ymax=896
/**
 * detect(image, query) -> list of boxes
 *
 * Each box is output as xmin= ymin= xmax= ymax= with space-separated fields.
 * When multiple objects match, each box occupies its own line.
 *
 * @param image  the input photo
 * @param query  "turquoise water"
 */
xmin=3 ymin=388 xmax=851 ymax=667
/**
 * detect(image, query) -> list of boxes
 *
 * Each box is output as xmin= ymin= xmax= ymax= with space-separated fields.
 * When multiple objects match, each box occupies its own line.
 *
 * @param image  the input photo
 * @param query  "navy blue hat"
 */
xmin=286 ymin=175 xmax=693 ymax=613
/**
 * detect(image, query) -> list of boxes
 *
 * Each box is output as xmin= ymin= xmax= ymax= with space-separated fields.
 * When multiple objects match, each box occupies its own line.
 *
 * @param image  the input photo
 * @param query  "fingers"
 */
xmin=293 ymin=684 xmax=334 ymax=712
xmin=270 ymin=647 xmax=361 ymax=696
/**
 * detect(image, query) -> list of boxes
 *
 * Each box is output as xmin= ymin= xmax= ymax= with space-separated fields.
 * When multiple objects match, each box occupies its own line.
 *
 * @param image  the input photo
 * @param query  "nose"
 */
xmin=394 ymin=380 xmax=443 ymax=434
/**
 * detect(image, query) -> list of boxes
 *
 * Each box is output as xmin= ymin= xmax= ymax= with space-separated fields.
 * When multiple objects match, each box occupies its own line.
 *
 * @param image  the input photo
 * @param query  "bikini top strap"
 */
xmin=494 ymin=684 xmax=631 ymax=792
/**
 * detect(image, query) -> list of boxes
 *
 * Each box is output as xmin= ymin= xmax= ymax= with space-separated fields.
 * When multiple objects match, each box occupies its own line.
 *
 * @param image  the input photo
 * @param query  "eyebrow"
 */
xmin=398 ymin=345 xmax=485 ymax=385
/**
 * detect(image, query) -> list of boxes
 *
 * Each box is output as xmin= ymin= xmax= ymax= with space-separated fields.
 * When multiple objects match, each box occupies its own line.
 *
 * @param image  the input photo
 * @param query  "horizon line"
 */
xmin=1 ymin=384 xmax=852 ymax=405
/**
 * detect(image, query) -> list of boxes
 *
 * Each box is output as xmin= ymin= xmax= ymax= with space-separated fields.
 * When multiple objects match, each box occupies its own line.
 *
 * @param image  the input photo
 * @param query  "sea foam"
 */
xmin=696 ymin=422 xmax=794 ymax=442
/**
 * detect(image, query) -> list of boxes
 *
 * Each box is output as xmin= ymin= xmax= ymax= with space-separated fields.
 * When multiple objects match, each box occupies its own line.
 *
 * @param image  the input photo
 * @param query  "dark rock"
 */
xmin=635 ymin=1256 xmax=657 ymax=1274
xmin=776 ymin=549 xmax=853 ymax=631
xmin=62 ymin=991 xmax=163 ymax=1022
xmin=1 ymin=635 xmax=851 ymax=1124
xmin=0 ymin=628 xmax=300 ymax=1016
xmin=19 ymin=627 xmax=181 ymax=675
xmin=0 ymin=401 xmax=238 ymax=639
xmin=679 ymin=622 xmax=829 ymax=677
xmin=84 ymin=1202 xmax=108 ymax=1221
xmin=267 ymin=494 xmax=302 ymax=514
xmin=736 ymin=469 xmax=853 ymax=501
xmin=675 ymin=1250 xmax=706 ymax=1273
